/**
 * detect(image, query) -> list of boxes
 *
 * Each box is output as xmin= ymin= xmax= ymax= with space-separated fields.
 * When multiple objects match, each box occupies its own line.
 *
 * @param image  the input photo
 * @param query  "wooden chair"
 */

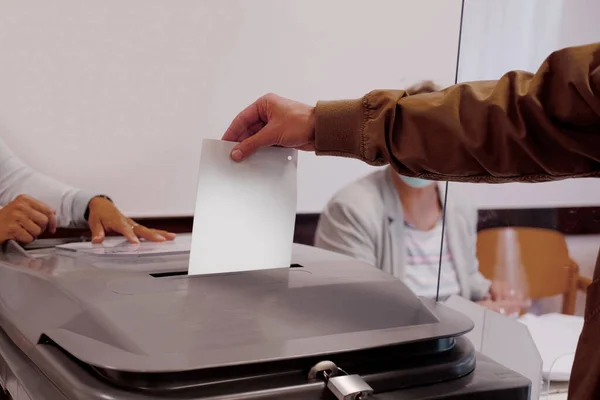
xmin=476 ymin=227 xmax=589 ymax=315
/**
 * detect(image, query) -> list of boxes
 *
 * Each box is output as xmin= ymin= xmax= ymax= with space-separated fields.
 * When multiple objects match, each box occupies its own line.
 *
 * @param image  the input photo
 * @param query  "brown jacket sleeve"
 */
xmin=314 ymin=43 xmax=600 ymax=183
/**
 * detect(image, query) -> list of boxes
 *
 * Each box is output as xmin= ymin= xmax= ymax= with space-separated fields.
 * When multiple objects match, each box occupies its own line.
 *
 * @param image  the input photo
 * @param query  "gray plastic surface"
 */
xmin=0 ymin=237 xmax=501 ymax=398
xmin=0 ymin=238 xmax=473 ymax=373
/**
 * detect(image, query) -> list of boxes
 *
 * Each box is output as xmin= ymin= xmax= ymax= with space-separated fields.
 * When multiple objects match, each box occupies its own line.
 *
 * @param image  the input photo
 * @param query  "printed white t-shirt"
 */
xmin=403 ymin=219 xmax=461 ymax=300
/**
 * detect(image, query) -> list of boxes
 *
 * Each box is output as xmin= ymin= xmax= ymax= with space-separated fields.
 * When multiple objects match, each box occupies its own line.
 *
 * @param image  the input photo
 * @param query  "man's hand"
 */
xmin=87 ymin=197 xmax=176 ymax=244
xmin=0 ymin=195 xmax=57 ymax=244
xmin=222 ymin=93 xmax=316 ymax=162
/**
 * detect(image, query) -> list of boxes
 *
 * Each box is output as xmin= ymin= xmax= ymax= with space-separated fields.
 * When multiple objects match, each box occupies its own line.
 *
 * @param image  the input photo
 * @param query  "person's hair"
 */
xmin=405 ymin=80 xmax=442 ymax=96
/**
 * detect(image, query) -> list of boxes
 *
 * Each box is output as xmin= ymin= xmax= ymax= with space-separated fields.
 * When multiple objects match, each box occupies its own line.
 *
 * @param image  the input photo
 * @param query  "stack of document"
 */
xmin=519 ymin=313 xmax=584 ymax=382
xmin=56 ymin=234 xmax=192 ymax=257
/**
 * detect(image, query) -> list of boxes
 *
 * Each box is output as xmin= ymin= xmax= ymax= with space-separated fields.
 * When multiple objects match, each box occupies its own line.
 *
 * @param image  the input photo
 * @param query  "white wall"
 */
xmin=457 ymin=0 xmax=563 ymax=83
xmin=558 ymin=0 xmax=600 ymax=48
xmin=455 ymin=0 xmax=600 ymax=209
xmin=449 ymin=179 xmax=600 ymax=210
xmin=0 ymin=0 xmax=463 ymax=216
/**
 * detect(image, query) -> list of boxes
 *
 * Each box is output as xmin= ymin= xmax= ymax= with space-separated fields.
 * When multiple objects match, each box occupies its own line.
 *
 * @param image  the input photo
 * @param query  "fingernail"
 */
xmin=155 ymin=235 xmax=166 ymax=242
xmin=231 ymin=149 xmax=243 ymax=162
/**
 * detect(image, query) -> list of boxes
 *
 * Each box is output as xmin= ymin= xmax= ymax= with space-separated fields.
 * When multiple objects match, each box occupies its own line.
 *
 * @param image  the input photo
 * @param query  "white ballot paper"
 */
xmin=189 ymin=139 xmax=297 ymax=275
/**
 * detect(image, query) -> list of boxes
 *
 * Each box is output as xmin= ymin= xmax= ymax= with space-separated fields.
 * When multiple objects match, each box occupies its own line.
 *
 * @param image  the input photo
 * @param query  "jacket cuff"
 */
xmin=73 ymin=190 xmax=99 ymax=227
xmin=314 ymin=98 xmax=366 ymax=160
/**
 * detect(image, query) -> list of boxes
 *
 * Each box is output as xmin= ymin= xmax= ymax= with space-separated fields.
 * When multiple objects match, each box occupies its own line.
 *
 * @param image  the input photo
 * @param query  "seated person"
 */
xmin=314 ymin=82 xmax=523 ymax=314
xmin=0 ymin=138 xmax=175 ymax=245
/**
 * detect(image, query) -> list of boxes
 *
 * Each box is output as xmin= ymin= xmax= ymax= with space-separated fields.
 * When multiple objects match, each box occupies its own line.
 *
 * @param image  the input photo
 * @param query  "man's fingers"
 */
xmin=89 ymin=216 xmax=106 ymax=244
xmin=123 ymin=228 xmax=139 ymax=244
xmin=230 ymin=124 xmax=279 ymax=162
xmin=111 ymin=220 xmax=140 ymax=244
xmin=13 ymin=227 xmax=34 ymax=244
xmin=21 ymin=196 xmax=57 ymax=233
xmin=18 ymin=217 xmax=43 ymax=238
xmin=222 ymin=101 xmax=264 ymax=142
xmin=148 ymin=228 xmax=176 ymax=241
xmin=157 ymin=230 xmax=176 ymax=240
xmin=135 ymin=226 xmax=167 ymax=242
xmin=21 ymin=208 xmax=50 ymax=232
xmin=47 ymin=212 xmax=57 ymax=234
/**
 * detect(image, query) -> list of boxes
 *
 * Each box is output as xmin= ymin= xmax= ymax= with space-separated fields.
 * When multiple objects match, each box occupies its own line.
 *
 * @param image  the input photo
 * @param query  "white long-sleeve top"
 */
xmin=0 ymin=138 xmax=97 ymax=228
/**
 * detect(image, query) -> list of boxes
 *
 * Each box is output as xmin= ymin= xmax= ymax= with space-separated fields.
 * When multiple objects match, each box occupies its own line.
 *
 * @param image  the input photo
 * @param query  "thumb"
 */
xmin=89 ymin=216 xmax=105 ymax=244
xmin=230 ymin=124 xmax=279 ymax=162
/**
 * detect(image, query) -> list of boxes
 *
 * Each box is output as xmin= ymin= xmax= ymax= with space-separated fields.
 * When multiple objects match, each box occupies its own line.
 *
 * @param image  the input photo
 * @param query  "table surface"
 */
xmin=547 ymin=393 xmax=568 ymax=399
xmin=541 ymin=379 xmax=569 ymax=399
xmin=544 ymin=382 xmax=569 ymax=399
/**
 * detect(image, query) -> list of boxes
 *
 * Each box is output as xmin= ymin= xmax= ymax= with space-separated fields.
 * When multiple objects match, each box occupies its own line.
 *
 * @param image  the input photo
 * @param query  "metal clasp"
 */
xmin=308 ymin=360 xmax=374 ymax=400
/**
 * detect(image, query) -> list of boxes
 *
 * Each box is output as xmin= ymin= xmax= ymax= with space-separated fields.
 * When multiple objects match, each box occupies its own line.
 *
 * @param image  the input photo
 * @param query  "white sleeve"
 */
xmin=0 ymin=139 xmax=98 ymax=228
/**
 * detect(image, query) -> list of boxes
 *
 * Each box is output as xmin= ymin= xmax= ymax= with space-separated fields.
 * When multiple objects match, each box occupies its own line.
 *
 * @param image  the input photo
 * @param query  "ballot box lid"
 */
xmin=0 ymin=240 xmax=474 ymax=391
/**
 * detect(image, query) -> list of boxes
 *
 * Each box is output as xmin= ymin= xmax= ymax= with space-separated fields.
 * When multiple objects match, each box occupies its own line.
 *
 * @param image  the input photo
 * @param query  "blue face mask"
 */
xmin=399 ymin=175 xmax=434 ymax=188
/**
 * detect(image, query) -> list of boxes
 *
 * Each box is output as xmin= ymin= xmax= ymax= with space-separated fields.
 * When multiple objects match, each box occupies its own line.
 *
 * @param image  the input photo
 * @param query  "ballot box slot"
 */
xmin=149 ymin=270 xmax=188 ymax=278
xmin=149 ymin=264 xmax=304 ymax=278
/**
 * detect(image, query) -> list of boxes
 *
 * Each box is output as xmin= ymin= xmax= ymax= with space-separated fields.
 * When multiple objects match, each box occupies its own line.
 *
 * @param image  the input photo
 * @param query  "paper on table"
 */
xmin=189 ymin=139 xmax=297 ymax=275
xmin=519 ymin=313 xmax=584 ymax=381
xmin=56 ymin=235 xmax=192 ymax=257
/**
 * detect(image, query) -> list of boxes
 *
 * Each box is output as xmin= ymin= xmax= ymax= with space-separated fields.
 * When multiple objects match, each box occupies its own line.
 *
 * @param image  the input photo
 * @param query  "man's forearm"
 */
xmin=314 ymin=43 xmax=600 ymax=183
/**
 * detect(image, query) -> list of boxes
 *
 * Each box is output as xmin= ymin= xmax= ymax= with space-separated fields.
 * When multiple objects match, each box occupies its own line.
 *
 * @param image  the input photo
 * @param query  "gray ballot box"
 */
xmin=0 ymin=238 xmax=530 ymax=400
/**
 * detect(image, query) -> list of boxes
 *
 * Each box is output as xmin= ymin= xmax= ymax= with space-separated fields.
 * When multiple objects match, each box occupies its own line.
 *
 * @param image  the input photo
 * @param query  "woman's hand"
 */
xmin=87 ymin=197 xmax=176 ymax=244
xmin=488 ymin=280 xmax=515 ymax=301
xmin=486 ymin=280 xmax=531 ymax=305
xmin=0 ymin=195 xmax=57 ymax=244
xmin=480 ymin=280 xmax=531 ymax=317
xmin=477 ymin=298 xmax=525 ymax=317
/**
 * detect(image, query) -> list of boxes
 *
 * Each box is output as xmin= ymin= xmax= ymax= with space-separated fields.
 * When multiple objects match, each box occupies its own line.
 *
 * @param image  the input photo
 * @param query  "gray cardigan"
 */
xmin=314 ymin=168 xmax=491 ymax=301
xmin=0 ymin=138 xmax=96 ymax=228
